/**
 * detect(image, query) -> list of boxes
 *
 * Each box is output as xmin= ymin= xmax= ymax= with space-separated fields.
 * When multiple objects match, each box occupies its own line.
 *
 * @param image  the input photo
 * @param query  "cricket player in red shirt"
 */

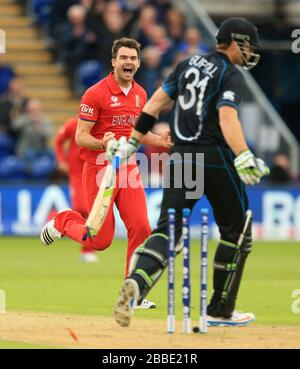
xmin=55 ymin=117 xmax=98 ymax=262
xmin=41 ymin=38 xmax=171 ymax=309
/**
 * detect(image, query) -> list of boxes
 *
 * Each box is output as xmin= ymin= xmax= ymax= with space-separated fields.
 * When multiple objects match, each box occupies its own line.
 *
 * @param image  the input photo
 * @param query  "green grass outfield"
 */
xmin=0 ymin=340 xmax=56 ymax=349
xmin=0 ymin=237 xmax=300 ymax=348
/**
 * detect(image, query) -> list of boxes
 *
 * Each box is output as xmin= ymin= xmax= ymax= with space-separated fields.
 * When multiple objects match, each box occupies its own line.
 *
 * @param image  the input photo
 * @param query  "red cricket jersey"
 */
xmin=55 ymin=117 xmax=84 ymax=174
xmin=78 ymin=72 xmax=147 ymax=164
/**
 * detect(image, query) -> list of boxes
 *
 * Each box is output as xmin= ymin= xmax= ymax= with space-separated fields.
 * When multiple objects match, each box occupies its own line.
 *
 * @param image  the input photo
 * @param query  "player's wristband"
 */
xmin=135 ymin=112 xmax=157 ymax=135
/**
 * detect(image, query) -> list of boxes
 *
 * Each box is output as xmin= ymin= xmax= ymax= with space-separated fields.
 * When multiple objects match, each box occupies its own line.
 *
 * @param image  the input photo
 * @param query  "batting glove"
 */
xmin=106 ymin=136 xmax=140 ymax=164
xmin=117 ymin=137 xmax=140 ymax=162
xmin=234 ymin=150 xmax=270 ymax=185
xmin=106 ymin=138 xmax=119 ymax=163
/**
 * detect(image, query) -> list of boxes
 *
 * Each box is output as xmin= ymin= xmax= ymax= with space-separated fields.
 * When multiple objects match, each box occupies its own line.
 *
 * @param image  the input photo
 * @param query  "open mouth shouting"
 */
xmin=122 ymin=66 xmax=134 ymax=77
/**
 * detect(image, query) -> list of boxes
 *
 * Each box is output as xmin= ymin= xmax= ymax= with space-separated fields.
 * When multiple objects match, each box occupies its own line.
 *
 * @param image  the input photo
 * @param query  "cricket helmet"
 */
xmin=216 ymin=17 xmax=261 ymax=70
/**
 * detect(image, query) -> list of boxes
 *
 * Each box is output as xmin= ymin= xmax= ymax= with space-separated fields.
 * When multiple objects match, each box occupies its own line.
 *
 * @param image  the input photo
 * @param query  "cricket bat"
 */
xmin=85 ymin=138 xmax=125 ymax=237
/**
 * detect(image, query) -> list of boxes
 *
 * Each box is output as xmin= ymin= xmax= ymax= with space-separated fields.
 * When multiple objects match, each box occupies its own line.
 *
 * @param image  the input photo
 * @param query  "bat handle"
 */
xmin=112 ymin=155 xmax=121 ymax=172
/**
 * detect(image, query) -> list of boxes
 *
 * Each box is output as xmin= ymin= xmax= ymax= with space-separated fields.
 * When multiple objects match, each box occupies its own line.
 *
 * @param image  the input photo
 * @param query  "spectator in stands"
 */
xmin=13 ymin=98 xmax=53 ymax=160
xmin=120 ymin=0 xmax=147 ymax=11
xmin=0 ymin=54 xmax=16 ymax=96
xmin=86 ymin=0 xmax=106 ymax=35
xmin=268 ymin=154 xmax=293 ymax=183
xmin=118 ymin=0 xmax=145 ymax=36
xmin=57 ymin=4 xmax=98 ymax=75
xmin=40 ymin=0 xmax=193 ymax=103
xmin=49 ymin=0 xmax=78 ymax=40
xmin=161 ymin=50 xmax=186 ymax=78
xmin=176 ymin=27 xmax=209 ymax=57
xmin=149 ymin=0 xmax=172 ymax=24
xmin=80 ymin=0 xmax=94 ymax=12
xmin=165 ymin=7 xmax=186 ymax=46
xmin=147 ymin=24 xmax=174 ymax=67
xmin=95 ymin=1 xmax=127 ymax=72
xmin=0 ymin=77 xmax=28 ymax=138
xmin=137 ymin=46 xmax=162 ymax=97
xmin=130 ymin=4 xmax=158 ymax=47
xmin=105 ymin=0 xmax=121 ymax=14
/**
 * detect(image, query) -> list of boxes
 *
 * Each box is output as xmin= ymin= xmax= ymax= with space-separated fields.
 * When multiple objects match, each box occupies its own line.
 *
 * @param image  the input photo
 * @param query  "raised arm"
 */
xmin=132 ymin=87 xmax=173 ymax=143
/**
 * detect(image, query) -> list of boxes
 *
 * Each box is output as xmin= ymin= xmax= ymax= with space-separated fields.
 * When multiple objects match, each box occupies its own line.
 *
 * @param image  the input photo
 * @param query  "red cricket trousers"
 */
xmin=69 ymin=171 xmax=92 ymax=255
xmin=54 ymin=161 xmax=151 ymax=276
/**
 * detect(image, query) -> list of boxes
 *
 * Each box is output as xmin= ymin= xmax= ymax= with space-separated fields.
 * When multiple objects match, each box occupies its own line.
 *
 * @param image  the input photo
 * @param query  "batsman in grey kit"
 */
xmin=108 ymin=18 xmax=270 ymax=328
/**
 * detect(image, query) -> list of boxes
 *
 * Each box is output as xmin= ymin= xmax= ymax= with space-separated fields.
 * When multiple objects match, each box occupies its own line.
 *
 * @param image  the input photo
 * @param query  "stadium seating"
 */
xmin=0 ymin=134 xmax=15 ymax=159
xmin=0 ymin=0 xmax=80 ymax=132
xmin=0 ymin=156 xmax=26 ymax=179
xmin=29 ymin=155 xmax=56 ymax=179
xmin=31 ymin=0 xmax=54 ymax=25
xmin=74 ymin=60 xmax=104 ymax=95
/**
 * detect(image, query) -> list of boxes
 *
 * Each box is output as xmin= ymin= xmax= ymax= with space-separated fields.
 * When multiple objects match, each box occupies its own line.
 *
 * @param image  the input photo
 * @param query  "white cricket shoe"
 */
xmin=40 ymin=209 xmax=70 ymax=246
xmin=135 ymin=299 xmax=156 ymax=309
xmin=207 ymin=311 xmax=255 ymax=327
xmin=40 ymin=218 xmax=62 ymax=245
xmin=80 ymin=252 xmax=98 ymax=263
xmin=114 ymin=279 xmax=139 ymax=327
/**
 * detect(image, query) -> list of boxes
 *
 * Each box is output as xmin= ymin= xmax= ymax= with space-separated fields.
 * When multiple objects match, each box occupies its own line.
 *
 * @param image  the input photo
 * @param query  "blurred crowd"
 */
xmin=26 ymin=0 xmax=209 ymax=95
xmin=0 ymin=0 xmax=209 ymax=181
xmin=0 ymin=63 xmax=55 ymax=180
xmin=0 ymin=0 xmax=297 ymax=183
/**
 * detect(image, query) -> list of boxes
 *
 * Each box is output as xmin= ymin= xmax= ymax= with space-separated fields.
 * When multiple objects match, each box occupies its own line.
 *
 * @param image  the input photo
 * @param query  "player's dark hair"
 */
xmin=112 ymin=38 xmax=141 ymax=59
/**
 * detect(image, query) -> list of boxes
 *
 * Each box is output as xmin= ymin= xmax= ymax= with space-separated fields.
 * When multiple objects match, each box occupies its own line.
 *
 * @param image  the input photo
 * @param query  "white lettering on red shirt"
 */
xmin=112 ymin=115 xmax=138 ymax=127
xmin=80 ymin=104 xmax=94 ymax=116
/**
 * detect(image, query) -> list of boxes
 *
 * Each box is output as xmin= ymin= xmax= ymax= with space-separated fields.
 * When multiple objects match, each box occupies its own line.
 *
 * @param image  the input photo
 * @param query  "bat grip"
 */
xmin=112 ymin=155 xmax=121 ymax=171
